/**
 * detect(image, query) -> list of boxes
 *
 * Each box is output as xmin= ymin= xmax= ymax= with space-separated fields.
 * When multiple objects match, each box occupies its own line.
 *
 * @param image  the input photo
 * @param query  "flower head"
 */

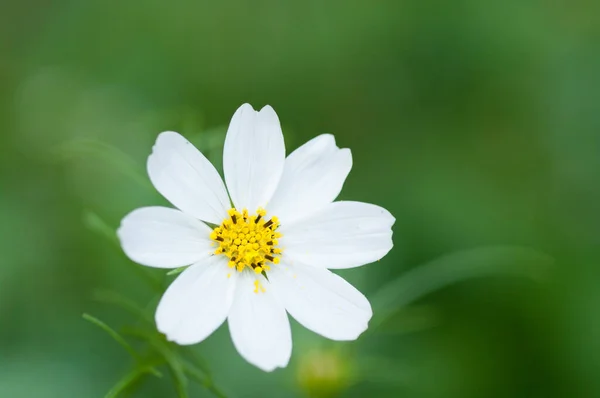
xmin=118 ymin=104 xmax=395 ymax=371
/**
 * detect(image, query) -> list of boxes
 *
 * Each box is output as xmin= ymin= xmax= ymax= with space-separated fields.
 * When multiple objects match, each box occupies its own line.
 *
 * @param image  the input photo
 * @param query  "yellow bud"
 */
xmin=297 ymin=349 xmax=352 ymax=398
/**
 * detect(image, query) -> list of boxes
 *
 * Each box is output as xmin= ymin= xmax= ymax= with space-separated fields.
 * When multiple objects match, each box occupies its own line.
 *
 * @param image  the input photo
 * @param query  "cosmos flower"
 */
xmin=118 ymin=104 xmax=395 ymax=371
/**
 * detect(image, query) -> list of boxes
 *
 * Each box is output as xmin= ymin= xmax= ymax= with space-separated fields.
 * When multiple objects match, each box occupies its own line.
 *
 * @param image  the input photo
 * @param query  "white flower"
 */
xmin=117 ymin=104 xmax=395 ymax=371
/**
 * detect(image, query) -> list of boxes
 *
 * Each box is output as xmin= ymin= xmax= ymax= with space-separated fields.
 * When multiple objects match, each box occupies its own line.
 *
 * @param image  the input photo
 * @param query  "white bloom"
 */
xmin=117 ymin=104 xmax=395 ymax=371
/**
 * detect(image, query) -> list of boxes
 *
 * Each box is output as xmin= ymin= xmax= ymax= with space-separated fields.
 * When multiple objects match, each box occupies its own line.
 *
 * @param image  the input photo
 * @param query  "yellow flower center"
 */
xmin=210 ymin=208 xmax=283 ymax=275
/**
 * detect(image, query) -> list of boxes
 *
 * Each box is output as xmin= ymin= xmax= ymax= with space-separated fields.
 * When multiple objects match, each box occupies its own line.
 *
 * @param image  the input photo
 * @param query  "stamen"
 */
xmin=211 ymin=208 xmax=283 ymax=280
xmin=253 ymin=279 xmax=266 ymax=294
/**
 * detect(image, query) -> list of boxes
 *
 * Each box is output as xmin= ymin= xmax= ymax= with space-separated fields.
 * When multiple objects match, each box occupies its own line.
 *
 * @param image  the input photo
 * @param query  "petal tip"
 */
xmin=259 ymin=104 xmax=275 ymax=113
xmin=339 ymin=147 xmax=353 ymax=166
xmin=157 ymin=130 xmax=181 ymax=137
xmin=258 ymin=104 xmax=281 ymax=123
xmin=236 ymin=103 xmax=256 ymax=114
xmin=254 ymin=357 xmax=290 ymax=372
xmin=154 ymin=131 xmax=184 ymax=147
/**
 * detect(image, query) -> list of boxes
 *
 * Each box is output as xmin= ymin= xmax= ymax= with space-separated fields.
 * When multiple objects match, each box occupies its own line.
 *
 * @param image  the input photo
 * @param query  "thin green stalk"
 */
xmin=82 ymin=313 xmax=162 ymax=378
xmin=83 ymin=313 xmax=139 ymax=360
xmin=82 ymin=210 xmax=164 ymax=292
xmin=181 ymin=359 xmax=227 ymax=398
xmin=50 ymin=138 xmax=152 ymax=189
xmin=123 ymin=328 xmax=226 ymax=398
xmin=167 ymin=266 xmax=188 ymax=276
xmin=123 ymin=328 xmax=189 ymax=398
xmin=92 ymin=289 xmax=153 ymax=324
xmin=370 ymin=245 xmax=553 ymax=329
xmin=104 ymin=361 xmax=164 ymax=398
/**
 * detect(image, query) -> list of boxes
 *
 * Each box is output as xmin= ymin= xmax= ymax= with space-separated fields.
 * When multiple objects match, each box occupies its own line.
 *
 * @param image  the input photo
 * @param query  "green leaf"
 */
xmin=50 ymin=138 xmax=151 ymax=189
xmin=184 ymin=349 xmax=212 ymax=378
xmin=166 ymin=266 xmax=188 ymax=276
xmin=92 ymin=289 xmax=153 ymax=324
xmin=104 ymin=362 xmax=164 ymax=398
xmin=181 ymin=359 xmax=227 ymax=398
xmin=123 ymin=328 xmax=189 ymax=398
xmin=82 ymin=211 xmax=164 ymax=292
xmin=83 ymin=211 xmax=120 ymax=247
xmin=123 ymin=328 xmax=226 ymax=397
xmin=370 ymin=245 xmax=553 ymax=328
xmin=83 ymin=314 xmax=163 ymax=378
xmin=83 ymin=313 xmax=140 ymax=360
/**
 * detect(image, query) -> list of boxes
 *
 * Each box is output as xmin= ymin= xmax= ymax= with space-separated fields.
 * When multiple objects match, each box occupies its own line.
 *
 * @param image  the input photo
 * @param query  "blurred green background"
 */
xmin=2 ymin=0 xmax=600 ymax=397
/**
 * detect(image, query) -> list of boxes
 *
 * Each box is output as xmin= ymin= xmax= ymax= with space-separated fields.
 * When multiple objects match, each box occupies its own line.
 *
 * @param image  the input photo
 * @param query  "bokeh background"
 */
xmin=2 ymin=1 xmax=600 ymax=397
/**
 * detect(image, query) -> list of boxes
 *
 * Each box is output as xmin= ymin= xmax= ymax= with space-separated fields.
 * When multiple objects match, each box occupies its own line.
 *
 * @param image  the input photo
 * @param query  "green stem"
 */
xmin=123 ymin=328 xmax=189 ymax=398
xmin=104 ymin=361 xmax=164 ymax=398
xmin=82 ymin=313 xmax=162 ymax=378
xmin=181 ymin=359 xmax=228 ymax=398
xmin=369 ymin=245 xmax=553 ymax=329
xmin=123 ymin=328 xmax=226 ymax=398
xmin=82 ymin=210 xmax=164 ymax=292
xmin=83 ymin=313 xmax=140 ymax=360
xmin=92 ymin=289 xmax=153 ymax=324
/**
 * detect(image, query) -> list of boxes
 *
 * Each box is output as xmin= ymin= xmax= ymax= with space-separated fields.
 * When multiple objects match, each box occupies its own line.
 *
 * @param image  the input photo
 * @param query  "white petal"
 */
xmin=267 ymin=134 xmax=352 ymax=226
xmin=117 ymin=206 xmax=213 ymax=268
xmin=223 ymin=104 xmax=285 ymax=211
xmin=147 ymin=131 xmax=230 ymax=224
xmin=227 ymin=272 xmax=292 ymax=371
xmin=270 ymin=263 xmax=372 ymax=340
xmin=156 ymin=256 xmax=236 ymax=345
xmin=280 ymin=201 xmax=395 ymax=269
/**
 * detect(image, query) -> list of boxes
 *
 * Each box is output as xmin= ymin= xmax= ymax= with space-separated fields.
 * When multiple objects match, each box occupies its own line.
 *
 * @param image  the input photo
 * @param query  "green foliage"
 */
xmin=2 ymin=0 xmax=600 ymax=396
xmin=84 ymin=304 xmax=227 ymax=397
xmin=371 ymin=246 xmax=553 ymax=328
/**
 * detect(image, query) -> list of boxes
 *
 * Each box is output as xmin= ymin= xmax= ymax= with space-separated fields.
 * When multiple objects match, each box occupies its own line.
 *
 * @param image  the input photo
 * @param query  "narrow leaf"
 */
xmin=83 ymin=313 xmax=140 ymax=360
xmin=84 ymin=313 xmax=163 ymax=378
xmin=182 ymin=359 xmax=227 ymax=398
xmin=370 ymin=245 xmax=553 ymax=328
xmin=104 ymin=363 xmax=163 ymax=398
xmin=82 ymin=211 xmax=164 ymax=292
xmin=167 ymin=266 xmax=188 ymax=276
xmin=83 ymin=211 xmax=119 ymax=247
xmin=51 ymin=138 xmax=151 ymax=189
xmin=92 ymin=289 xmax=153 ymax=324
xmin=123 ymin=328 xmax=189 ymax=398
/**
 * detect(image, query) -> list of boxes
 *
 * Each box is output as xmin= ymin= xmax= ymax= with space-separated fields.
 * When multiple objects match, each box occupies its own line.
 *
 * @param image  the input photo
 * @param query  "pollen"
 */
xmin=253 ymin=279 xmax=266 ymax=294
xmin=211 ymin=208 xmax=283 ymax=274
